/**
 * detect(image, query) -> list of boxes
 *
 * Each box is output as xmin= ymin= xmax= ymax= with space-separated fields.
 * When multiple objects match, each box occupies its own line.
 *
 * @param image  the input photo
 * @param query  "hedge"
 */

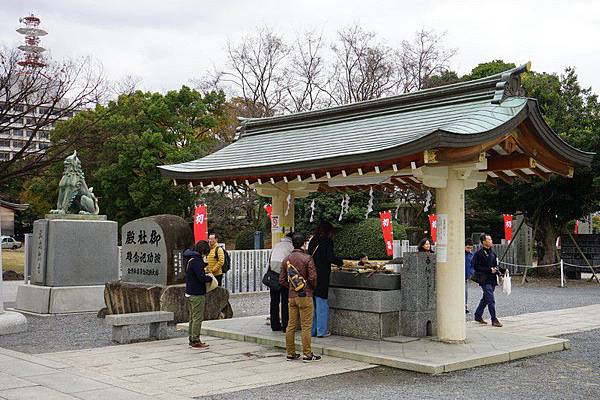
xmin=234 ymin=227 xmax=258 ymax=250
xmin=334 ymin=218 xmax=407 ymax=260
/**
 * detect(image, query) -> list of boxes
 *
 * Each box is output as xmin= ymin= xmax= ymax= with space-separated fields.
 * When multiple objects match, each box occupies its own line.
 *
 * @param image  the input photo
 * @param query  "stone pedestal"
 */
xmin=16 ymin=216 xmax=118 ymax=314
xmin=16 ymin=284 xmax=105 ymax=314
xmin=30 ymin=217 xmax=118 ymax=286
xmin=400 ymin=253 xmax=436 ymax=337
xmin=328 ymin=287 xmax=401 ymax=340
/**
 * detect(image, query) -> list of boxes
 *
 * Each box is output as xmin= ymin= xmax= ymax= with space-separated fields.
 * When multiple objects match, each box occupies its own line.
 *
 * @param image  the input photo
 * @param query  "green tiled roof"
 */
xmin=159 ymin=63 xmax=593 ymax=181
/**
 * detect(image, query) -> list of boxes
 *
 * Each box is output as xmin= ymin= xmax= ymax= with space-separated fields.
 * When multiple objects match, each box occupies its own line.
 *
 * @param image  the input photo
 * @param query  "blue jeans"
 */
xmin=475 ymin=284 xmax=497 ymax=321
xmin=312 ymin=296 xmax=329 ymax=336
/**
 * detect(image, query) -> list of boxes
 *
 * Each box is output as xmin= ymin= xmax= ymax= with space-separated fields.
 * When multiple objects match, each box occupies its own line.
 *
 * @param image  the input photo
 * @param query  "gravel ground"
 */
xmin=466 ymin=277 xmax=600 ymax=321
xmin=201 ymin=328 xmax=600 ymax=400
xmin=0 ymin=278 xmax=598 ymax=354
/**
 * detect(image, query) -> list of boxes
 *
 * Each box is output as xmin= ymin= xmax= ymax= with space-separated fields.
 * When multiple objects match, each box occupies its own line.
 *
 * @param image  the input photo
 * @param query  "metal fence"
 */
xmin=222 ymin=243 xmax=520 ymax=294
xmin=223 ymin=249 xmax=271 ymax=293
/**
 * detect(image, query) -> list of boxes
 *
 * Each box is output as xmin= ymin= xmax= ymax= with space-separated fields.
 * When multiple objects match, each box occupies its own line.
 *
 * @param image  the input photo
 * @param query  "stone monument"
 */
xmin=16 ymin=151 xmax=118 ymax=314
xmin=103 ymin=214 xmax=233 ymax=323
xmin=400 ymin=252 xmax=436 ymax=337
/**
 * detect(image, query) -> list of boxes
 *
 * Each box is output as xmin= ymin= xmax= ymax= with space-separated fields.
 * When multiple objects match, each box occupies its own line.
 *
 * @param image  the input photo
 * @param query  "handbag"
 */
xmin=206 ymin=273 xmax=218 ymax=293
xmin=502 ymin=270 xmax=512 ymax=295
xmin=262 ymin=268 xmax=281 ymax=290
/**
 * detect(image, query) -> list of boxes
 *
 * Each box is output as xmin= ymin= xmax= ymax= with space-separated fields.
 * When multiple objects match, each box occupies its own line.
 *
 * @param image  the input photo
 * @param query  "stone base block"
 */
xmin=400 ymin=310 xmax=436 ymax=337
xmin=30 ymin=219 xmax=118 ymax=286
xmin=0 ymin=311 xmax=28 ymax=335
xmin=330 ymin=308 xmax=399 ymax=339
xmin=329 ymin=287 xmax=401 ymax=313
xmin=15 ymin=284 xmax=105 ymax=314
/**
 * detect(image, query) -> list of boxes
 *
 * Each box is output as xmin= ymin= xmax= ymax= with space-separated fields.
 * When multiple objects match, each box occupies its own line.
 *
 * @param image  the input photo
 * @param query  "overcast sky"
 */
xmin=2 ymin=0 xmax=598 ymax=94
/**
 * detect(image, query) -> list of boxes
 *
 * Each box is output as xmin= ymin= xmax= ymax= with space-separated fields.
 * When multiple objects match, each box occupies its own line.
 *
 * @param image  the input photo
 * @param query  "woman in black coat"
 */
xmin=307 ymin=221 xmax=343 ymax=337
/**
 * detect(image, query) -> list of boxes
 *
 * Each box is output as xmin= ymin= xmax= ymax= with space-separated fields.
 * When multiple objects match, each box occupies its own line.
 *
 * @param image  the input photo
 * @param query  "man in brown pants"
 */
xmin=279 ymin=232 xmax=321 ymax=362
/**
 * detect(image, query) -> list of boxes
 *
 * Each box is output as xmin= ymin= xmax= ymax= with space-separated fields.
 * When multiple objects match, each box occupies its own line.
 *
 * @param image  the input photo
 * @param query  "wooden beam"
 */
xmin=486 ymin=154 xmax=535 ymax=171
xmin=500 ymin=135 xmax=518 ymax=154
xmin=515 ymin=122 xmax=575 ymax=177
xmin=494 ymin=171 xmax=514 ymax=184
xmin=512 ymin=170 xmax=532 ymax=183
xmin=530 ymin=167 xmax=550 ymax=182
xmin=486 ymin=176 xmax=498 ymax=187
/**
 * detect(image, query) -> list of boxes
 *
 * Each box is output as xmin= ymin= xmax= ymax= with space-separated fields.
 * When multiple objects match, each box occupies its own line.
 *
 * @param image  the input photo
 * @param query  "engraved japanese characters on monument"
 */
xmin=121 ymin=220 xmax=167 ymax=285
xmin=120 ymin=215 xmax=193 ymax=286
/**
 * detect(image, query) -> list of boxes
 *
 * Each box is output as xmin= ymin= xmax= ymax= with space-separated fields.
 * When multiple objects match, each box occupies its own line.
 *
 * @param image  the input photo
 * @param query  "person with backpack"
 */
xmin=206 ymin=232 xmax=226 ymax=286
xmin=279 ymin=232 xmax=320 ymax=363
xmin=184 ymin=240 xmax=214 ymax=349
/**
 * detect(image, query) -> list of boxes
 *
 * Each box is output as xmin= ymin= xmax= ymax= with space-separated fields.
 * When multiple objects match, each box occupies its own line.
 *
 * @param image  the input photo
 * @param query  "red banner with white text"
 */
xmin=380 ymin=210 xmax=394 ymax=256
xmin=194 ymin=204 xmax=208 ymax=243
xmin=428 ymin=214 xmax=437 ymax=244
xmin=503 ymin=214 xmax=513 ymax=243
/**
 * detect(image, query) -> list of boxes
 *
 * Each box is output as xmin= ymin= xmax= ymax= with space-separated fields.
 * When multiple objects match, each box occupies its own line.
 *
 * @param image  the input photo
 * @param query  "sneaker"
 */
xmin=492 ymin=320 xmax=503 ymax=327
xmin=191 ymin=342 xmax=209 ymax=349
xmin=317 ymin=331 xmax=332 ymax=338
xmin=303 ymin=353 xmax=322 ymax=363
xmin=474 ymin=316 xmax=487 ymax=324
xmin=286 ymin=353 xmax=301 ymax=361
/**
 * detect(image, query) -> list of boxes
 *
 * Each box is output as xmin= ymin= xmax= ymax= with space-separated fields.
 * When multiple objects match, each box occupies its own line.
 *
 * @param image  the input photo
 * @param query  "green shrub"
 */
xmin=234 ymin=227 xmax=258 ymax=250
xmin=334 ymin=218 xmax=407 ymax=260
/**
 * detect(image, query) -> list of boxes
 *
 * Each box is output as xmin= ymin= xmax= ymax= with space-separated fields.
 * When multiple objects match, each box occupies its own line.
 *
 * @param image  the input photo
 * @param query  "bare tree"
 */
xmin=326 ymin=25 xmax=397 ymax=105
xmin=284 ymin=31 xmax=331 ymax=112
xmin=397 ymin=30 xmax=457 ymax=93
xmin=0 ymin=47 xmax=105 ymax=186
xmin=111 ymin=74 xmax=143 ymax=97
xmin=213 ymin=27 xmax=289 ymax=118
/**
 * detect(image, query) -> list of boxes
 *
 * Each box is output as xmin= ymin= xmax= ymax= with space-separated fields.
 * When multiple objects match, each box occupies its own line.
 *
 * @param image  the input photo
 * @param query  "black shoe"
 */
xmin=303 ymin=353 xmax=322 ymax=363
xmin=474 ymin=316 xmax=487 ymax=324
xmin=286 ymin=353 xmax=301 ymax=361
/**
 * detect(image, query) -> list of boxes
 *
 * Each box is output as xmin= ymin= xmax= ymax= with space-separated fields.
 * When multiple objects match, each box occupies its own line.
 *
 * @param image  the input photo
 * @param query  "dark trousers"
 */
xmin=475 ymin=283 xmax=497 ymax=321
xmin=270 ymin=287 xmax=289 ymax=331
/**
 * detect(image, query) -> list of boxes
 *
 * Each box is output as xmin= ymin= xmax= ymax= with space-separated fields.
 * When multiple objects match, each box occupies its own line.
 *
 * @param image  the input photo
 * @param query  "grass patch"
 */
xmin=1 ymin=249 xmax=24 ymax=273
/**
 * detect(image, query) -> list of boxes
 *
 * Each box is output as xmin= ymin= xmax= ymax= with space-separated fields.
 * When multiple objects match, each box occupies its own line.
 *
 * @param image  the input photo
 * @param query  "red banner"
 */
xmin=503 ymin=214 xmax=513 ymax=242
xmin=264 ymin=204 xmax=273 ymax=224
xmin=194 ymin=204 xmax=208 ymax=243
xmin=428 ymin=214 xmax=437 ymax=244
xmin=574 ymin=220 xmax=579 ymax=234
xmin=379 ymin=210 xmax=394 ymax=256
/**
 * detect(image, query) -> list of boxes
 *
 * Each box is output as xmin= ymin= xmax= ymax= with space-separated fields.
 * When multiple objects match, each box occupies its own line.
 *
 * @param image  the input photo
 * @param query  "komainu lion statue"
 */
xmin=50 ymin=151 xmax=99 ymax=215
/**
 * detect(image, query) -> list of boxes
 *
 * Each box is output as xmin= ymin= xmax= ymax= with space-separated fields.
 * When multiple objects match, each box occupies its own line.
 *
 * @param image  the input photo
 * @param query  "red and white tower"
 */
xmin=16 ymin=14 xmax=48 ymax=69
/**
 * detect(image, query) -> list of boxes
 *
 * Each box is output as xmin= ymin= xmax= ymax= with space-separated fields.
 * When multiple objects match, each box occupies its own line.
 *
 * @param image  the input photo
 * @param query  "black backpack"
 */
xmin=214 ymin=246 xmax=231 ymax=273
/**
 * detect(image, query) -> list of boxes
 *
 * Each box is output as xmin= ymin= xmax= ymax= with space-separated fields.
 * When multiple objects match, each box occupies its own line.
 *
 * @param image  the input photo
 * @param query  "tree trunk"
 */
xmin=537 ymin=219 xmax=560 ymax=277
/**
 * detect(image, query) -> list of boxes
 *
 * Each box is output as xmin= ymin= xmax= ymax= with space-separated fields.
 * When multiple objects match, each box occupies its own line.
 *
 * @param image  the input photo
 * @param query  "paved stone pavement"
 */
xmin=0 ymin=336 xmax=373 ymax=399
xmin=2 ymin=304 xmax=598 ymax=399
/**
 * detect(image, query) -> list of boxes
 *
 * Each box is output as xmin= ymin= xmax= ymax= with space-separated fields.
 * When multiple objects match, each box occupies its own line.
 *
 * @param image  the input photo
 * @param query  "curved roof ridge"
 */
xmin=237 ymin=62 xmax=532 ymax=138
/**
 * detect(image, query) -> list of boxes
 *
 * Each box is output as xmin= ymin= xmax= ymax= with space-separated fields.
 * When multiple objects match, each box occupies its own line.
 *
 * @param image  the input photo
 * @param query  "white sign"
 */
xmin=437 ymin=214 xmax=448 ymax=245
xmin=271 ymin=215 xmax=280 ymax=229
xmin=436 ymin=213 xmax=448 ymax=262
xmin=436 ymin=245 xmax=448 ymax=263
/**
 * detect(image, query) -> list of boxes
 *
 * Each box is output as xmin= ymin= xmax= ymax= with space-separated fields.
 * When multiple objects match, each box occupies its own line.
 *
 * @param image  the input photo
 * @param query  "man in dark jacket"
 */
xmin=184 ymin=240 xmax=214 ymax=349
xmin=279 ymin=232 xmax=320 ymax=362
xmin=472 ymin=234 xmax=505 ymax=327
xmin=307 ymin=221 xmax=343 ymax=338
